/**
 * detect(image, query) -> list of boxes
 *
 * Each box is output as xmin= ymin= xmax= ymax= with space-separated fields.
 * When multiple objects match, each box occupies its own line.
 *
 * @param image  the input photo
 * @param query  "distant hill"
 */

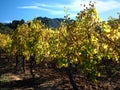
xmin=0 ymin=17 xmax=74 ymax=34
xmin=36 ymin=17 xmax=65 ymax=28
xmin=0 ymin=19 xmax=25 ymax=34
xmin=0 ymin=16 xmax=120 ymax=34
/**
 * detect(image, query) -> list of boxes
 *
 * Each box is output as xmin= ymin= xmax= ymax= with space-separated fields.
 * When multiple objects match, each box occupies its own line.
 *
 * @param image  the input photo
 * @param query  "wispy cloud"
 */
xmin=18 ymin=6 xmax=39 ymax=9
xmin=18 ymin=0 xmax=120 ymax=18
xmin=18 ymin=5 xmax=53 ymax=11
xmin=18 ymin=4 xmax=65 ymax=15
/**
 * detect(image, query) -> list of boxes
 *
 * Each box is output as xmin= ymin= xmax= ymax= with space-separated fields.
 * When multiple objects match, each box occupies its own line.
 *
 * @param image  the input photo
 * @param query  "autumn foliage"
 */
xmin=0 ymin=2 xmax=120 ymax=80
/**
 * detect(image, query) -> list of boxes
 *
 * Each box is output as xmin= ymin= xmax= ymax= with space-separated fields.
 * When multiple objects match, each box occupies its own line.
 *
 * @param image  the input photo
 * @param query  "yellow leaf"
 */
xmin=104 ymin=29 xmax=111 ymax=33
xmin=103 ymin=44 xmax=108 ymax=49
xmin=97 ymin=72 xmax=101 ymax=77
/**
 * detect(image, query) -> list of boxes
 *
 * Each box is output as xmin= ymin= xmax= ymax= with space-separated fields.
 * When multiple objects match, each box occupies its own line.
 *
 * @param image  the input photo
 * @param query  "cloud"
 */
xmin=18 ymin=6 xmax=39 ymax=9
xmin=95 ymin=0 xmax=120 ymax=13
xmin=18 ymin=6 xmax=52 ymax=11
xmin=18 ymin=4 xmax=65 ymax=16
xmin=34 ymin=3 xmax=65 ymax=8
xmin=66 ymin=0 xmax=120 ymax=14
xmin=18 ymin=0 xmax=120 ymax=18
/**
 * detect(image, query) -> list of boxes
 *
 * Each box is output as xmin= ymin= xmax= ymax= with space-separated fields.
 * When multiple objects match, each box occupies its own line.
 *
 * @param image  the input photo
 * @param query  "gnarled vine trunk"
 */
xmin=65 ymin=63 xmax=78 ymax=90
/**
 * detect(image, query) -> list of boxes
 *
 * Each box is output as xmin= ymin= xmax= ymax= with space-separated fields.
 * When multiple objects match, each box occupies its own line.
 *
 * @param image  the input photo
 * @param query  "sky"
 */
xmin=0 ymin=0 xmax=120 ymax=23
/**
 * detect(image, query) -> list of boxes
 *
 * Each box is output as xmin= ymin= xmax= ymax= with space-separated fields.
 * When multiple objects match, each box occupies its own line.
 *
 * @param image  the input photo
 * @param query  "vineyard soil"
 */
xmin=0 ymin=59 xmax=120 ymax=90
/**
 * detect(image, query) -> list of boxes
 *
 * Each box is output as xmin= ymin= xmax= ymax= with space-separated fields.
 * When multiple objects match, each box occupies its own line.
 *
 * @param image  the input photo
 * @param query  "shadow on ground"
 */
xmin=0 ymin=77 xmax=65 ymax=90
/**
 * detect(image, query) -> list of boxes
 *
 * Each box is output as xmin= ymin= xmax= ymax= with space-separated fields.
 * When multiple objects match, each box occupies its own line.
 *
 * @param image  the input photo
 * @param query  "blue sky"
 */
xmin=0 ymin=0 xmax=120 ymax=23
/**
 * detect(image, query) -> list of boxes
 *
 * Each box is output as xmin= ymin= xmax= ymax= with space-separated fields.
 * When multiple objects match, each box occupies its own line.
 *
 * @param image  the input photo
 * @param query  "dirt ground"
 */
xmin=0 ymin=58 xmax=120 ymax=90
